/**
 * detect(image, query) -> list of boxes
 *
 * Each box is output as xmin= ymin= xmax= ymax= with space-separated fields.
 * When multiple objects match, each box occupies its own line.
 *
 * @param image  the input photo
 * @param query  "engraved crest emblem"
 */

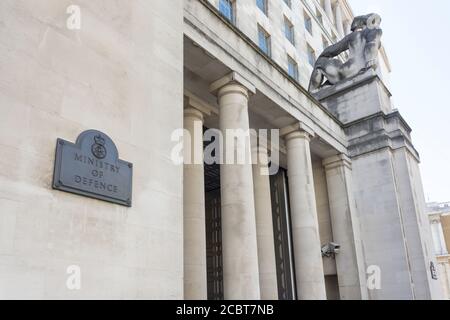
xmin=91 ymin=135 xmax=107 ymax=159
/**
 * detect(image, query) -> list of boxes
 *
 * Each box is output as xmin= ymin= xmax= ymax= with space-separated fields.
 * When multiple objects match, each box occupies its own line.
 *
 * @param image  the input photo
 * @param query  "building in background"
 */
xmin=0 ymin=0 xmax=443 ymax=300
xmin=427 ymin=202 xmax=450 ymax=299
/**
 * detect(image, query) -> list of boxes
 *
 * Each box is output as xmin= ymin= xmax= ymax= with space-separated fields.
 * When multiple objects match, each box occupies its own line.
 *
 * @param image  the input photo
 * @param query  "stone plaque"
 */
xmin=53 ymin=130 xmax=133 ymax=207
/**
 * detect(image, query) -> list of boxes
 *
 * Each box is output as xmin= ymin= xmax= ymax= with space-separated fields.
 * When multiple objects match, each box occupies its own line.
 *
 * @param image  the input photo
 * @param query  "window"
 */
xmin=283 ymin=0 xmax=292 ymax=8
xmin=304 ymin=11 xmax=313 ymax=35
xmin=287 ymin=55 xmax=299 ymax=81
xmin=256 ymin=0 xmax=268 ymax=16
xmin=316 ymin=8 xmax=323 ymax=25
xmin=258 ymin=25 xmax=271 ymax=56
xmin=307 ymin=44 xmax=316 ymax=66
xmin=284 ymin=17 xmax=295 ymax=45
xmin=219 ymin=0 xmax=235 ymax=23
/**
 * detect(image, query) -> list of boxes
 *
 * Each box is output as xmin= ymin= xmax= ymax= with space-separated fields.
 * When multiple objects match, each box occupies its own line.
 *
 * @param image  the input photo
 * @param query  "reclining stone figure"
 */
xmin=308 ymin=13 xmax=383 ymax=93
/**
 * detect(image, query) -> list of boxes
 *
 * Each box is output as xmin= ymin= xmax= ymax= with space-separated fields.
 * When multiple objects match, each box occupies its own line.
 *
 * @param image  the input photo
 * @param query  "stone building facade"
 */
xmin=427 ymin=202 xmax=450 ymax=299
xmin=0 ymin=0 xmax=443 ymax=300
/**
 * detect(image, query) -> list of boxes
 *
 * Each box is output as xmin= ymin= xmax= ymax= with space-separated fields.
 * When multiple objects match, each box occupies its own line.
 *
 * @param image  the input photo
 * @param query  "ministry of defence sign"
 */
xmin=52 ymin=130 xmax=133 ymax=207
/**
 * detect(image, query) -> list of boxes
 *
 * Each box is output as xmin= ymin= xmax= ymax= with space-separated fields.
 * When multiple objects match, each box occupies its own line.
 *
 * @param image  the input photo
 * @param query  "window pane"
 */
xmin=287 ymin=56 xmax=298 ymax=81
xmin=284 ymin=19 xmax=294 ymax=45
xmin=317 ymin=10 xmax=323 ymax=25
xmin=219 ymin=0 xmax=233 ymax=22
xmin=307 ymin=46 xmax=316 ymax=66
xmin=304 ymin=12 xmax=313 ymax=34
xmin=258 ymin=27 xmax=270 ymax=56
xmin=256 ymin=0 xmax=267 ymax=15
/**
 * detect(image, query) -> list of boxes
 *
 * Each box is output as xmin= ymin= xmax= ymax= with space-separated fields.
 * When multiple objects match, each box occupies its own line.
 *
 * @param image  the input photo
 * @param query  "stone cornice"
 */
xmin=323 ymin=154 xmax=352 ymax=170
xmin=344 ymin=111 xmax=420 ymax=161
xmin=343 ymin=110 xmax=412 ymax=133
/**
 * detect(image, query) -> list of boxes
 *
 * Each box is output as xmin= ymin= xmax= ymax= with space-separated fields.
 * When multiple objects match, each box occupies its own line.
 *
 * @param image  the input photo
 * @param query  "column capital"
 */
xmin=184 ymin=106 xmax=204 ymax=122
xmin=323 ymin=154 xmax=352 ymax=170
xmin=210 ymin=71 xmax=256 ymax=97
xmin=280 ymin=122 xmax=315 ymax=141
xmin=184 ymin=93 xmax=214 ymax=120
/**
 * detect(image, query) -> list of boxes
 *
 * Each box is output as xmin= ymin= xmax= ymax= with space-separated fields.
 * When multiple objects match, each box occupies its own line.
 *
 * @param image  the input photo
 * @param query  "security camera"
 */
xmin=331 ymin=242 xmax=341 ymax=254
xmin=321 ymin=242 xmax=341 ymax=257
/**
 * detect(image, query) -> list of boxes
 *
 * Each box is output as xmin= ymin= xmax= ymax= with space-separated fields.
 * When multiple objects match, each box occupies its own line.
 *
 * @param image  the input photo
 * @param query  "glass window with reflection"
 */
xmin=284 ymin=18 xmax=295 ymax=45
xmin=316 ymin=9 xmax=323 ymax=25
xmin=256 ymin=0 xmax=268 ymax=16
xmin=307 ymin=45 xmax=316 ymax=66
xmin=258 ymin=25 xmax=271 ymax=57
xmin=287 ymin=56 xmax=299 ymax=81
xmin=219 ymin=0 xmax=235 ymax=23
xmin=304 ymin=12 xmax=313 ymax=35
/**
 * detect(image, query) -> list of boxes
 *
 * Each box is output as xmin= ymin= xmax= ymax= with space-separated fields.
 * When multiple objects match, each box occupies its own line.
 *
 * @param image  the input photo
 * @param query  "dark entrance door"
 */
xmin=203 ymin=151 xmax=296 ymax=300
xmin=270 ymin=168 xmax=297 ymax=300
xmin=205 ymin=163 xmax=224 ymax=300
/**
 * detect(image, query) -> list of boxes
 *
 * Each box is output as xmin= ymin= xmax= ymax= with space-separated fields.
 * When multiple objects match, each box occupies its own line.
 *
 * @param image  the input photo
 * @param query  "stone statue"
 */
xmin=308 ymin=13 xmax=383 ymax=93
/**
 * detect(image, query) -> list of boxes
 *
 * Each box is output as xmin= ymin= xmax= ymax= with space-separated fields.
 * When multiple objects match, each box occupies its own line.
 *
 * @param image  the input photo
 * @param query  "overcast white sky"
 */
xmin=348 ymin=0 xmax=450 ymax=203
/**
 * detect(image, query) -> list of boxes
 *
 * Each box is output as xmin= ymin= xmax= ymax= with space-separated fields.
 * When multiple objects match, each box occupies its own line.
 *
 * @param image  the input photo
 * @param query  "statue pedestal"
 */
xmin=315 ymin=70 xmax=444 ymax=300
xmin=314 ymin=69 xmax=393 ymax=125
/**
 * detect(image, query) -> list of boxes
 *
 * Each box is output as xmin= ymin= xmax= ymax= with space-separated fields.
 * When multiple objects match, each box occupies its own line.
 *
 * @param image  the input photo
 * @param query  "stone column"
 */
xmin=438 ymin=221 xmax=449 ymax=255
xmin=446 ymin=262 xmax=450 ymax=298
xmin=323 ymin=154 xmax=367 ymax=300
xmin=431 ymin=221 xmax=440 ymax=254
xmin=281 ymin=123 xmax=327 ymax=300
xmin=183 ymin=106 xmax=207 ymax=300
xmin=440 ymin=262 xmax=450 ymax=299
xmin=252 ymin=144 xmax=278 ymax=300
xmin=210 ymin=72 xmax=260 ymax=300
xmin=431 ymin=218 xmax=448 ymax=256
xmin=335 ymin=3 xmax=345 ymax=38
xmin=324 ymin=0 xmax=334 ymax=23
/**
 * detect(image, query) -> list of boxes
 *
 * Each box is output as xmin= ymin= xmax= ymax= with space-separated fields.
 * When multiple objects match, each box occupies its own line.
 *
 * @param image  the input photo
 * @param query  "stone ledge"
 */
xmin=313 ymin=69 xmax=394 ymax=125
xmin=313 ymin=69 xmax=392 ymax=102
xmin=323 ymin=154 xmax=352 ymax=170
xmin=343 ymin=110 xmax=412 ymax=133
xmin=343 ymin=110 xmax=420 ymax=160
